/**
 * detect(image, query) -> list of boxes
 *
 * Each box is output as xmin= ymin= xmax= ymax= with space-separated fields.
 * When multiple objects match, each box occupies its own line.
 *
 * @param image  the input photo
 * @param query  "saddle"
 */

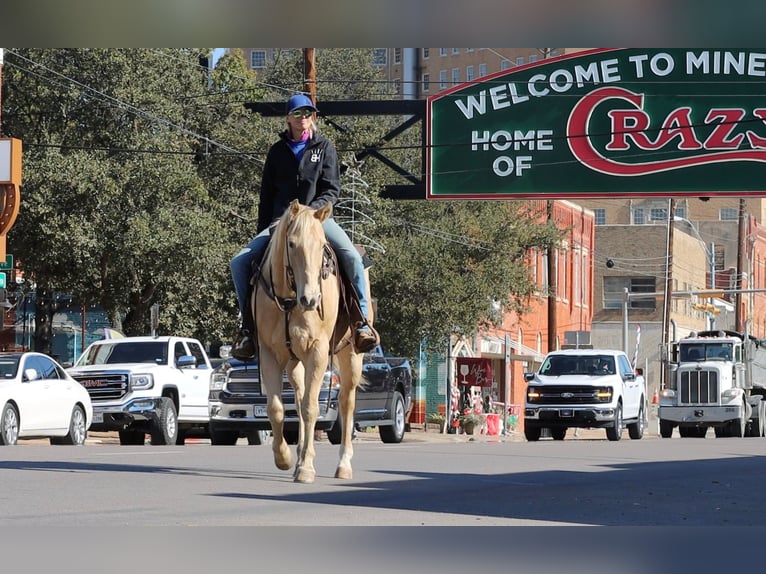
xmin=249 ymin=244 xmax=372 ymax=350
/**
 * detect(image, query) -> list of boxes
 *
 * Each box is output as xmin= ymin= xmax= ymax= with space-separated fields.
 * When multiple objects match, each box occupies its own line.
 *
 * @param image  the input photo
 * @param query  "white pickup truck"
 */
xmin=67 ymin=335 xmax=212 ymax=445
xmin=523 ymin=348 xmax=647 ymax=441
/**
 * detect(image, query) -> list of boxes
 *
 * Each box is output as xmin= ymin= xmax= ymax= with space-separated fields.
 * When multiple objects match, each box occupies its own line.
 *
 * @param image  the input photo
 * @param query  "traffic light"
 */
xmin=692 ymin=302 xmax=720 ymax=314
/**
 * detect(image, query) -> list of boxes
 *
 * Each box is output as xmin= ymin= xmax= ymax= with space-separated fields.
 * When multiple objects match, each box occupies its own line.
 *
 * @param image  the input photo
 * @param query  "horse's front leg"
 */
xmin=293 ymin=351 xmax=326 ymax=484
xmin=334 ymin=347 xmax=363 ymax=480
xmin=285 ymin=360 xmax=305 ymax=478
xmin=260 ymin=351 xmax=292 ymax=471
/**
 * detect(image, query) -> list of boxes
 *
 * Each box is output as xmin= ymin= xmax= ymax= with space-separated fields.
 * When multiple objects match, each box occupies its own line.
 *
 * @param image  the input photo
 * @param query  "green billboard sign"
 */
xmin=427 ymin=48 xmax=766 ymax=199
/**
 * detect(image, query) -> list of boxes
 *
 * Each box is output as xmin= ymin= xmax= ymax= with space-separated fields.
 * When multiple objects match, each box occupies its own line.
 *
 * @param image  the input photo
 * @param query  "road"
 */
xmin=2 ymin=430 xmax=765 ymax=527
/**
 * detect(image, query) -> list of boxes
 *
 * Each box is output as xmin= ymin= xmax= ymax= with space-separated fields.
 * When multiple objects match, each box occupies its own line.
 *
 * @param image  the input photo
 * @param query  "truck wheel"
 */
xmin=551 ymin=428 xmax=567 ymax=440
xmin=659 ymin=419 xmax=674 ymax=438
xmin=247 ymin=430 xmax=270 ymax=445
xmin=119 ymin=430 xmax=145 ymax=445
xmin=326 ymin=418 xmax=342 ymax=445
xmin=627 ymin=402 xmax=645 ymax=440
xmin=379 ymin=391 xmax=406 ymax=444
xmin=524 ymin=425 xmax=541 ymax=441
xmin=606 ymin=403 xmax=623 ymax=441
xmin=150 ymin=397 xmax=178 ymax=445
xmin=714 ymin=425 xmax=729 ymax=438
xmin=51 ymin=405 xmax=88 ymax=445
xmin=210 ymin=429 xmax=239 ymax=445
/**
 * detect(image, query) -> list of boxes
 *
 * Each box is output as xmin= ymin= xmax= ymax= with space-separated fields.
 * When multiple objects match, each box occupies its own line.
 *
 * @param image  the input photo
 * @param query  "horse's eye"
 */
xmin=287 ymin=241 xmax=295 ymax=249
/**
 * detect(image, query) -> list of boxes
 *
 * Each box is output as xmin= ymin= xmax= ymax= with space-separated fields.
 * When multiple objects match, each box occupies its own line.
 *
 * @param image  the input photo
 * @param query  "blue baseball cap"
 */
xmin=286 ymin=94 xmax=318 ymax=114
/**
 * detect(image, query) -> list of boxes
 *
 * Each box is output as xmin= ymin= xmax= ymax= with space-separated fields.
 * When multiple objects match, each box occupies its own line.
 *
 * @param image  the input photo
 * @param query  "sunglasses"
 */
xmin=290 ymin=109 xmax=314 ymax=118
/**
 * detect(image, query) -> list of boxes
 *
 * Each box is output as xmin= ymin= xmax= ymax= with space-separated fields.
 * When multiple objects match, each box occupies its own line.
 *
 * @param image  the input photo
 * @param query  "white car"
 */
xmin=0 ymin=351 xmax=93 ymax=445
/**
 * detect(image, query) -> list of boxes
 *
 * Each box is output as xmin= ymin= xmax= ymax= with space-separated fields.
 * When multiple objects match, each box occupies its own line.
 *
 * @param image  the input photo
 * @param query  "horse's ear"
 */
xmin=288 ymin=199 xmax=301 ymax=216
xmin=315 ymin=202 xmax=333 ymax=222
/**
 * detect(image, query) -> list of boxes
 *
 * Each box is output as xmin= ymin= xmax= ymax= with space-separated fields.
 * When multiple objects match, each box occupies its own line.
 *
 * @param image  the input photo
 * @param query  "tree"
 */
xmin=1 ymin=49 xmax=263 ymax=351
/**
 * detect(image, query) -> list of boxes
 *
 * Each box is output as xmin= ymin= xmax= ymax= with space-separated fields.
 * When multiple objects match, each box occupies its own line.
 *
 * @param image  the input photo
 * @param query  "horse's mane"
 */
xmin=262 ymin=202 xmax=323 ymax=289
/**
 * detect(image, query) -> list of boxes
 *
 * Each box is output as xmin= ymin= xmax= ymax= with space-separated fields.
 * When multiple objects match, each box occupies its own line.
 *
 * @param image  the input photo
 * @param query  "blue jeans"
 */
xmin=230 ymin=217 xmax=371 ymax=324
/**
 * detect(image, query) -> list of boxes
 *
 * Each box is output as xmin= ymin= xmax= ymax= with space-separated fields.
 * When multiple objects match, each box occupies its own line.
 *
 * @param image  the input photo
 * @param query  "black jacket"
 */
xmin=257 ymin=131 xmax=340 ymax=233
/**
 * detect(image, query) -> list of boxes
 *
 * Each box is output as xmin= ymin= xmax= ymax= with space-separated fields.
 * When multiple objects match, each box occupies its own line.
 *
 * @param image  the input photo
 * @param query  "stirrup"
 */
xmin=231 ymin=331 xmax=256 ymax=360
xmin=353 ymin=322 xmax=379 ymax=353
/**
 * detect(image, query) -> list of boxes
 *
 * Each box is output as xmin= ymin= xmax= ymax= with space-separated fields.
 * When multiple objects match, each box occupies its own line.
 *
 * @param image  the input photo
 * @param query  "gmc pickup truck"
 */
xmin=67 ymin=335 xmax=213 ymax=445
xmin=209 ymin=345 xmax=413 ymax=445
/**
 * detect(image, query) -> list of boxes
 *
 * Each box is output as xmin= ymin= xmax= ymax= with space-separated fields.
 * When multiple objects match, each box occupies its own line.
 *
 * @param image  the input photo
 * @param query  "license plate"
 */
xmin=559 ymin=409 xmax=574 ymax=418
xmin=92 ymin=412 xmax=104 ymax=424
xmin=254 ymin=406 xmax=268 ymax=418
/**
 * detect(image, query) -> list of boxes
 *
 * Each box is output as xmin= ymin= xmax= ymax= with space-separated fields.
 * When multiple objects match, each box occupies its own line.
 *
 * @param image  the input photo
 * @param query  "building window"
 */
xmin=440 ymin=48 xmax=448 ymax=56
xmin=650 ymin=207 xmax=668 ymax=221
xmin=550 ymin=49 xmax=560 ymax=57
xmin=422 ymin=73 xmax=430 ymax=92
xmin=633 ymin=208 xmax=645 ymax=225
xmin=466 ymin=48 xmax=474 ymax=53
xmin=529 ymin=54 xmax=538 ymax=63
xmin=452 ymin=48 xmax=460 ymax=54
xmin=250 ymin=50 xmax=266 ymax=69
xmin=720 ymin=207 xmax=738 ymax=220
xmin=501 ymin=59 xmax=510 ymax=70
xmin=604 ymin=277 xmax=657 ymax=309
xmin=440 ymin=69 xmax=448 ymax=89
xmin=373 ymin=49 xmax=387 ymax=66
xmin=394 ymin=78 xmax=401 ymax=94
xmin=479 ymin=63 xmax=488 ymax=77
xmin=714 ymin=245 xmax=725 ymax=270
xmin=422 ymin=48 xmax=429 ymax=59
xmin=675 ymin=205 xmax=687 ymax=220
xmin=394 ymin=48 xmax=402 ymax=64
xmin=466 ymin=65 xmax=474 ymax=82
xmin=452 ymin=67 xmax=460 ymax=85
xmin=594 ymin=208 xmax=606 ymax=225
xmin=516 ymin=56 xmax=525 ymax=66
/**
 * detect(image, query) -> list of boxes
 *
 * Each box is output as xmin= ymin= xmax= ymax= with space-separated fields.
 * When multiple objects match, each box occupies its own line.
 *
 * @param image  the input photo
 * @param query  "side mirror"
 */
xmin=623 ymin=372 xmax=636 ymax=381
xmin=24 ymin=368 xmax=39 ymax=382
xmin=176 ymin=355 xmax=197 ymax=369
xmin=524 ymin=372 xmax=535 ymax=382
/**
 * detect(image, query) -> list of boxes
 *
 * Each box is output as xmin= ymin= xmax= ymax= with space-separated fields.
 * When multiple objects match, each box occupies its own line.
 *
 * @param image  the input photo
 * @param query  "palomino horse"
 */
xmin=253 ymin=199 xmax=368 ymax=483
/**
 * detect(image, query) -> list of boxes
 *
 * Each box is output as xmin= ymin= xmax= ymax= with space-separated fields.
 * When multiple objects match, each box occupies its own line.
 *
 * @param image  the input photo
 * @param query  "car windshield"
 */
xmin=540 ymin=355 xmax=615 ymax=376
xmin=77 ymin=342 xmax=168 ymax=366
xmin=680 ymin=343 xmax=732 ymax=362
xmin=0 ymin=357 xmax=19 ymax=378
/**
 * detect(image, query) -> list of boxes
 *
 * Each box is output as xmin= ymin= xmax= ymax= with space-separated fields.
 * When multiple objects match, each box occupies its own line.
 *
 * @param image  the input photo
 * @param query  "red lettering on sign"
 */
xmin=568 ymin=86 xmax=766 ymax=176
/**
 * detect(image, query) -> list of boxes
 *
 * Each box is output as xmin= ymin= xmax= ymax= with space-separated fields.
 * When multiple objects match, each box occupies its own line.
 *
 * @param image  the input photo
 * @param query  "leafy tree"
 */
xmin=1 ymin=49 xmax=263 ymax=351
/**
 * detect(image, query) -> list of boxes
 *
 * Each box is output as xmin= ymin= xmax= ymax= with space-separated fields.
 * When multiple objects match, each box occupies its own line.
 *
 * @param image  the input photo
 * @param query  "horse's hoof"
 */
xmin=334 ymin=466 xmax=353 ymax=480
xmin=294 ymin=468 xmax=316 ymax=483
xmin=274 ymin=446 xmax=292 ymax=470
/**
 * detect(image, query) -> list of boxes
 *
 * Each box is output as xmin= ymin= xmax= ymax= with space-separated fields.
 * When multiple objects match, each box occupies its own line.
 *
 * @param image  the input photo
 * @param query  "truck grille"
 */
xmin=71 ymin=372 xmax=129 ymax=401
xmin=679 ymin=370 xmax=718 ymax=404
xmin=225 ymin=370 xmax=291 ymax=396
xmin=527 ymin=386 xmax=611 ymax=405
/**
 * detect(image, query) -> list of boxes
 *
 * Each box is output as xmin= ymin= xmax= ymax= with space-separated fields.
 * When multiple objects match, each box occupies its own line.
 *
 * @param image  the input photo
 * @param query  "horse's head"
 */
xmin=282 ymin=199 xmax=331 ymax=311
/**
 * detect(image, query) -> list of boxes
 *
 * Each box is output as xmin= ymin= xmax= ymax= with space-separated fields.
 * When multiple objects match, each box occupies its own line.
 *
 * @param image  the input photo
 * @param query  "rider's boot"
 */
xmin=231 ymin=291 xmax=256 ymax=361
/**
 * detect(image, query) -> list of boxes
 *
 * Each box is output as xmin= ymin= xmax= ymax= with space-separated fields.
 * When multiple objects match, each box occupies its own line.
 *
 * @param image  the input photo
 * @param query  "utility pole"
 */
xmin=735 ymin=197 xmax=747 ymax=332
xmin=662 ymin=198 xmax=676 ymax=388
xmin=303 ymin=48 xmax=316 ymax=105
xmin=547 ymin=200 xmax=557 ymax=351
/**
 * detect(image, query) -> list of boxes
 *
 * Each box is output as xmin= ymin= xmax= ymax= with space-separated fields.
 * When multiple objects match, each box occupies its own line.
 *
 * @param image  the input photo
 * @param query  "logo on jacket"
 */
xmin=310 ymin=151 xmax=321 ymax=163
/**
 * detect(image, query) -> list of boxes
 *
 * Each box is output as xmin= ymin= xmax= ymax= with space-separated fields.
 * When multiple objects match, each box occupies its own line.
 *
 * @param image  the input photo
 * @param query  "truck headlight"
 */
xmin=210 ymin=373 xmax=226 ymax=391
xmin=722 ymin=388 xmax=741 ymax=401
xmin=131 ymin=374 xmax=154 ymax=389
xmin=660 ymin=389 xmax=676 ymax=398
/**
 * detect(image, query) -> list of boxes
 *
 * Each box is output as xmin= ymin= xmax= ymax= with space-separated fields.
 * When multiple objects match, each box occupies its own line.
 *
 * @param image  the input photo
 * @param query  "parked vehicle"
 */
xmin=209 ymin=345 xmax=413 ymax=445
xmin=67 ymin=335 xmax=213 ymax=445
xmin=659 ymin=329 xmax=766 ymax=438
xmin=0 ymin=351 xmax=93 ymax=446
xmin=524 ymin=348 xmax=646 ymax=441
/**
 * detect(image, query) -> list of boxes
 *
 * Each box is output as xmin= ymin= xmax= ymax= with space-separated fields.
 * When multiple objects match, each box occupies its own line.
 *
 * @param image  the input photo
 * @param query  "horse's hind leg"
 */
xmin=261 ymin=351 xmax=292 ymax=471
xmin=334 ymin=347 xmax=362 ymax=480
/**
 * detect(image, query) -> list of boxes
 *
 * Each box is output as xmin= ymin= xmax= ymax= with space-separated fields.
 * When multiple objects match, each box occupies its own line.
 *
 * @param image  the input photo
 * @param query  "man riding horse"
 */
xmin=230 ymin=93 xmax=379 ymax=359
